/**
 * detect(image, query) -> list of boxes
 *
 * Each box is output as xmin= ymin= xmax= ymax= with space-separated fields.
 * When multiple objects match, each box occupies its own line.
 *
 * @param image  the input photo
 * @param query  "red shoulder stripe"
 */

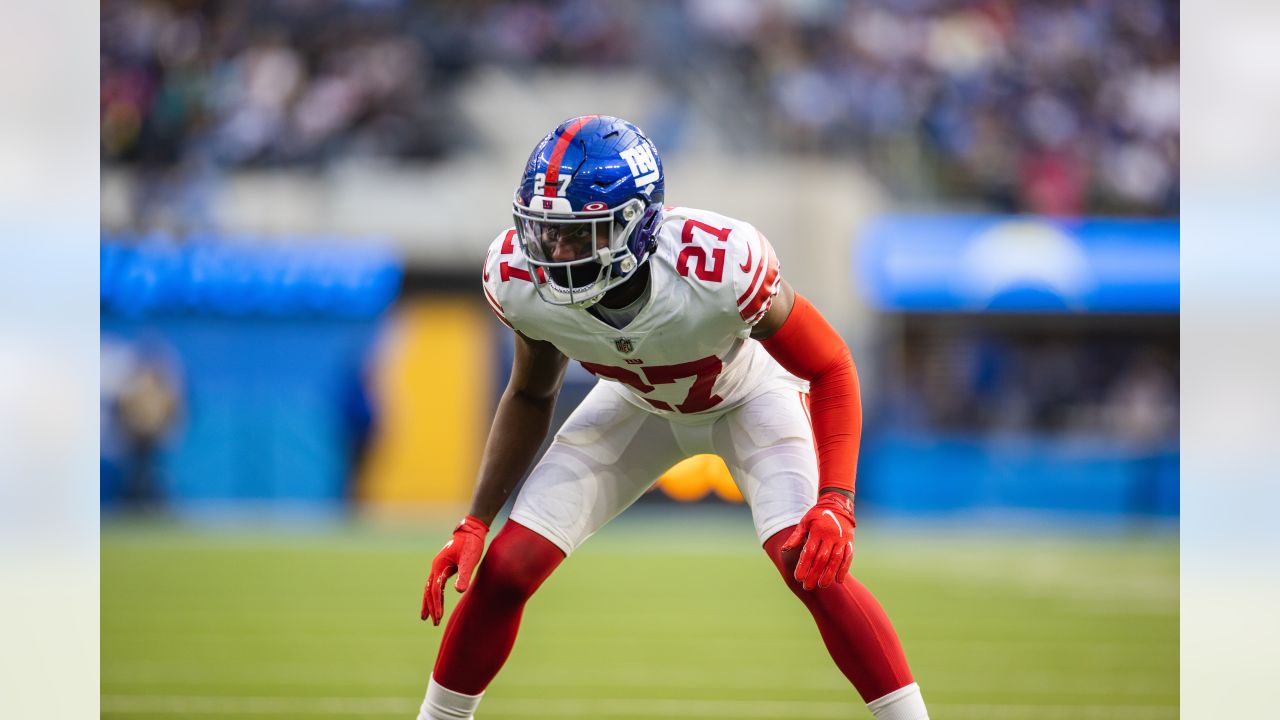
xmin=482 ymin=285 xmax=511 ymax=328
xmin=736 ymin=234 xmax=767 ymax=306
xmin=739 ymin=243 xmax=780 ymax=322
xmin=482 ymin=284 xmax=504 ymax=314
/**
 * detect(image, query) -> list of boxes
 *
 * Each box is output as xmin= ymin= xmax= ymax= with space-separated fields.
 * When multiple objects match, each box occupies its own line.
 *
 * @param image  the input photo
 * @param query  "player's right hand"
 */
xmin=421 ymin=515 xmax=489 ymax=625
xmin=781 ymin=491 xmax=856 ymax=591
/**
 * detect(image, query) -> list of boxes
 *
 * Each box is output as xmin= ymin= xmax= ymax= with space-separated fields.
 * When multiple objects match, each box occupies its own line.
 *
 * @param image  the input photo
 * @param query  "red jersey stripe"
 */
xmin=482 ymin=287 xmax=513 ymax=328
xmin=543 ymin=116 xmax=598 ymax=197
xmin=736 ymin=234 xmax=767 ymax=306
xmin=482 ymin=284 xmax=504 ymax=314
xmin=482 ymin=285 xmax=507 ymax=316
xmin=739 ymin=240 xmax=776 ymax=310
xmin=739 ymin=244 xmax=780 ymax=321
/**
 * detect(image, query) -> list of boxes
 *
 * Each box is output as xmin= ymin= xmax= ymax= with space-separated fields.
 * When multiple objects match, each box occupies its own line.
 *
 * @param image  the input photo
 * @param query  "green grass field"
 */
xmin=102 ymin=509 xmax=1178 ymax=719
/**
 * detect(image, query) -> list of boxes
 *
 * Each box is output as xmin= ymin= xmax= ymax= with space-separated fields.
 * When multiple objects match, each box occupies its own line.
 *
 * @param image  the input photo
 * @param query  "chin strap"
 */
xmin=759 ymin=294 xmax=861 ymax=495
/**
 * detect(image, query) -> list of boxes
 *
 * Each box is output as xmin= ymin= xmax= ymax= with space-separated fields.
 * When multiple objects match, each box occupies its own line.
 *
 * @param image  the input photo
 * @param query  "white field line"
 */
xmin=102 ymin=664 xmax=1177 ymax=698
xmin=101 ymin=694 xmax=1179 ymax=719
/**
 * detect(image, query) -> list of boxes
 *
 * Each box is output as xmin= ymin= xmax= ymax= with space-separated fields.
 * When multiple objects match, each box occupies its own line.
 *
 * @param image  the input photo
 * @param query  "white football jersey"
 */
xmin=481 ymin=206 xmax=807 ymax=423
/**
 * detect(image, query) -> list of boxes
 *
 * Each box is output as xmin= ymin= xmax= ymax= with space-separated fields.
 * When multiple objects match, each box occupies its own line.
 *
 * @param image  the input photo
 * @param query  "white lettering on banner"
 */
xmin=619 ymin=144 xmax=661 ymax=187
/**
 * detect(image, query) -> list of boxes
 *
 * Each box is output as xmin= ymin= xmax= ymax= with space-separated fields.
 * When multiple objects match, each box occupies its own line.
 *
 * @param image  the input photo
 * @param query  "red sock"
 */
xmin=432 ymin=521 xmax=565 ymax=695
xmin=764 ymin=527 xmax=915 ymax=703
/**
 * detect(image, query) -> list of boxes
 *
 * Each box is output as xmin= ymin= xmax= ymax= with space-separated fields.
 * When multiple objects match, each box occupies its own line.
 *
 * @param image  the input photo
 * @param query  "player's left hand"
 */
xmin=781 ymin=491 xmax=856 ymax=591
xmin=421 ymin=515 xmax=489 ymax=625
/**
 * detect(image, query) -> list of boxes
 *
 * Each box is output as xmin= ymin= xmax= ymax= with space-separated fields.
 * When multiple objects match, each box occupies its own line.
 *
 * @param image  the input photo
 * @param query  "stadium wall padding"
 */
xmin=858 ymin=432 xmax=1179 ymax=517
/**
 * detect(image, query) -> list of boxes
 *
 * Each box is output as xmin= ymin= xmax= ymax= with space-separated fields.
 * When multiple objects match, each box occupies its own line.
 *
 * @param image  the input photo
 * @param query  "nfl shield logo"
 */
xmin=542 ymin=199 xmax=554 ymax=209
xmin=614 ymin=337 xmax=634 ymax=354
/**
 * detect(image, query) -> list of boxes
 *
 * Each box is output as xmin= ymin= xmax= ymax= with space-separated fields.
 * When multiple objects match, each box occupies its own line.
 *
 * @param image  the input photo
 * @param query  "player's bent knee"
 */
xmin=762 ymin=524 xmax=856 ymax=598
xmin=473 ymin=521 xmax=566 ymax=606
xmin=762 ymin=525 xmax=806 ymax=589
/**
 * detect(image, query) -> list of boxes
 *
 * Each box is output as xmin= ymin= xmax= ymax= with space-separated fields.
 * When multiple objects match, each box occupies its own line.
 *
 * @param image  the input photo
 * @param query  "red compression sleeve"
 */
xmin=759 ymin=294 xmax=861 ymax=495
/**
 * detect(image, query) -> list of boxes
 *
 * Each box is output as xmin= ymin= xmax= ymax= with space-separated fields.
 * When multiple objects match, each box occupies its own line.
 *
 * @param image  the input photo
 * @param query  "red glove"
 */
xmin=781 ymin=492 xmax=856 ymax=591
xmin=421 ymin=516 xmax=489 ymax=625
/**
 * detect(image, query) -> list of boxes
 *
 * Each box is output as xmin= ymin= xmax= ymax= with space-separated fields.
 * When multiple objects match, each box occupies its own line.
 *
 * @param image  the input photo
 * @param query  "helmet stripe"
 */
xmin=543 ymin=115 xmax=598 ymax=197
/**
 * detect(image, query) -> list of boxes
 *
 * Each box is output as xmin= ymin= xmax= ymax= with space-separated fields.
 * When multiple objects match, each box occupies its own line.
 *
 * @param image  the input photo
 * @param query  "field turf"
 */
xmin=102 ymin=509 xmax=1178 ymax=719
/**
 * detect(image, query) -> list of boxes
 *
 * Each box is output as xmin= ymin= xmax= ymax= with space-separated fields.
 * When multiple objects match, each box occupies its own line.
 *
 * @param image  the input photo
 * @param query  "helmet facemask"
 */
xmin=513 ymin=196 xmax=650 ymax=308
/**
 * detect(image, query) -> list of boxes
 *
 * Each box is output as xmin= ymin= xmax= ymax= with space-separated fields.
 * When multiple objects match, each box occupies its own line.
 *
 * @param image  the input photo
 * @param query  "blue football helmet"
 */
xmin=513 ymin=115 xmax=665 ymax=307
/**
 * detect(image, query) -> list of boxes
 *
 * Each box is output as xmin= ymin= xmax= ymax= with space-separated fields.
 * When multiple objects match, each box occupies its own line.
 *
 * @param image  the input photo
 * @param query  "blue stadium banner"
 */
xmin=857 ymin=215 xmax=1179 ymax=313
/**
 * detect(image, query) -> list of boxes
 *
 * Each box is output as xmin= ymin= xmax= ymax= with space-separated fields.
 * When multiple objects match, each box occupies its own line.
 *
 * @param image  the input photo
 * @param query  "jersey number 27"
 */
xmin=676 ymin=219 xmax=731 ymax=282
xmin=580 ymin=355 xmax=725 ymax=413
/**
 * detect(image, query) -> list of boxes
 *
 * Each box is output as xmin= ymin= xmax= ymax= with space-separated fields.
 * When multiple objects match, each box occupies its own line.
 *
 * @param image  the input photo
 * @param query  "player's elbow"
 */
xmin=825 ymin=344 xmax=856 ymax=382
xmin=505 ymin=384 xmax=558 ymax=411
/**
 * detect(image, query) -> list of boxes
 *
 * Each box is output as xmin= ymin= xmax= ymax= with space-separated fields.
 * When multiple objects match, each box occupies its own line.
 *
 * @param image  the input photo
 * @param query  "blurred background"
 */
xmin=100 ymin=1 xmax=1179 ymax=719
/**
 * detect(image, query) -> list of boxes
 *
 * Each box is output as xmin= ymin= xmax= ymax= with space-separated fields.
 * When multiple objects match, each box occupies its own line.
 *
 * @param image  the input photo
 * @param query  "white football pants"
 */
xmin=510 ymin=380 xmax=819 ymax=555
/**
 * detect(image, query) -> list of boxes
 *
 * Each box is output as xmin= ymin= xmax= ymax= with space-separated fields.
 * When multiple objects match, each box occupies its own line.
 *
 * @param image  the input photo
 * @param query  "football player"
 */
xmin=417 ymin=116 xmax=929 ymax=720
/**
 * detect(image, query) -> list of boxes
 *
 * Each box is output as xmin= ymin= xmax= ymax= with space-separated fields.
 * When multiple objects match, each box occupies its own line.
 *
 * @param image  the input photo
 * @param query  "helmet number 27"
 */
xmin=533 ymin=172 xmax=572 ymax=197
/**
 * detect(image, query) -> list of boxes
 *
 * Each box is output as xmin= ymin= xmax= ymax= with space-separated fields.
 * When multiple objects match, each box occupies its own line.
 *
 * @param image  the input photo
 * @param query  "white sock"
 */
xmin=867 ymin=682 xmax=929 ymax=720
xmin=418 ymin=676 xmax=483 ymax=720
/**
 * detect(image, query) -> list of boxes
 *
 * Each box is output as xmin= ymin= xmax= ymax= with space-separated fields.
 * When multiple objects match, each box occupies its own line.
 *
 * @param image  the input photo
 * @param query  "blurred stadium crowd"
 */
xmin=883 ymin=329 xmax=1177 ymax=444
xmin=101 ymin=0 xmax=1178 ymax=216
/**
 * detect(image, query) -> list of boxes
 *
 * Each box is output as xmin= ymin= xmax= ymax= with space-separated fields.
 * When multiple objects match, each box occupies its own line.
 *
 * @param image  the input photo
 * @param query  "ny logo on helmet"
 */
xmin=614 ymin=337 xmax=635 ymax=354
xmin=619 ymin=143 xmax=660 ymax=188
